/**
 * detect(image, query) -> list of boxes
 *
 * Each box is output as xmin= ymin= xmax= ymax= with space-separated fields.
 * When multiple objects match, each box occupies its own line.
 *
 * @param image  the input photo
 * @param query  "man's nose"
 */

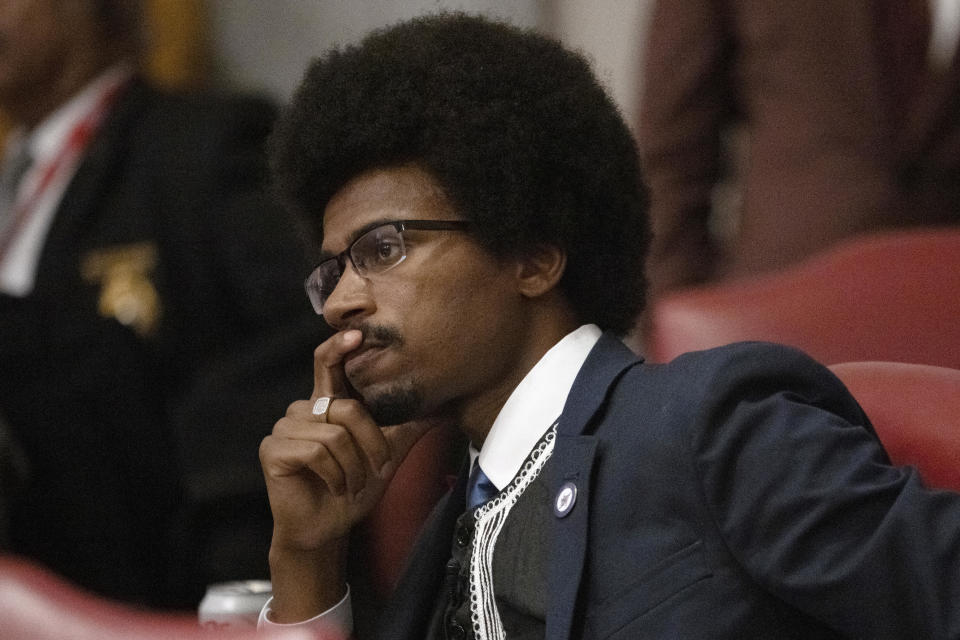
xmin=321 ymin=264 xmax=374 ymax=329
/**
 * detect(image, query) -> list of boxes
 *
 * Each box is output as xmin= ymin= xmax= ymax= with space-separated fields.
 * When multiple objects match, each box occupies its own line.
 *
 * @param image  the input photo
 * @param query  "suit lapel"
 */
xmin=546 ymin=334 xmax=641 ymax=640
xmin=34 ymin=81 xmax=147 ymax=289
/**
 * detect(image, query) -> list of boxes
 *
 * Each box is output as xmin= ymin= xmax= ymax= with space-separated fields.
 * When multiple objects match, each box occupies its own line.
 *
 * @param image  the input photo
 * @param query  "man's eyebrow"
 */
xmin=317 ymin=218 xmax=401 ymax=261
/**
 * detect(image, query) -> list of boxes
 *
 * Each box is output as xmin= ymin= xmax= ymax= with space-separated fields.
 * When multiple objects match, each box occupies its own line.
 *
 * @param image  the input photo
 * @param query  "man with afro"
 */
xmin=258 ymin=12 xmax=960 ymax=639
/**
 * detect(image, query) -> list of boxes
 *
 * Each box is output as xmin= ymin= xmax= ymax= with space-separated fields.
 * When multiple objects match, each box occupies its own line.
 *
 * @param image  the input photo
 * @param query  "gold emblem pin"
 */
xmin=81 ymin=242 xmax=161 ymax=338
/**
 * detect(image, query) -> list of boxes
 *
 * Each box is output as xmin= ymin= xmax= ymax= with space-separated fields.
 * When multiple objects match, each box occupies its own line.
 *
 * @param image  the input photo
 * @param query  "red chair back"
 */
xmin=356 ymin=423 xmax=461 ymax=598
xmin=829 ymin=361 xmax=960 ymax=491
xmin=643 ymin=229 xmax=960 ymax=367
xmin=0 ymin=555 xmax=312 ymax=639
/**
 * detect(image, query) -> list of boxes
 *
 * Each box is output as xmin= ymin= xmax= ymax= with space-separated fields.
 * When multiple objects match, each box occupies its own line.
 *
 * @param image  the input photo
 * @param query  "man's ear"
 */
xmin=515 ymin=245 xmax=567 ymax=298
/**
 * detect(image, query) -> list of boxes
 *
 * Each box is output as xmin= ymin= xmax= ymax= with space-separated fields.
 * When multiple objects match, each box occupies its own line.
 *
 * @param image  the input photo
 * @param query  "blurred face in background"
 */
xmin=0 ymin=0 xmax=111 ymax=125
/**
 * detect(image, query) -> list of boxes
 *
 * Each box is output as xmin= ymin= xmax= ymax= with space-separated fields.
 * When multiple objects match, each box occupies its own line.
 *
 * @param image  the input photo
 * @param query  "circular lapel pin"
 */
xmin=554 ymin=481 xmax=578 ymax=518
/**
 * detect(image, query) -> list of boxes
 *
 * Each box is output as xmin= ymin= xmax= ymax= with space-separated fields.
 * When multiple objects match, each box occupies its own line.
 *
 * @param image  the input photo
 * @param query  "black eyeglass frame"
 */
xmin=305 ymin=219 xmax=473 ymax=315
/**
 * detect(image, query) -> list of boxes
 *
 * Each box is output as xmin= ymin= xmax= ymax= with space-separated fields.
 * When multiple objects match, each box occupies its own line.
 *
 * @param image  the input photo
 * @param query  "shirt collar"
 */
xmin=472 ymin=324 xmax=602 ymax=490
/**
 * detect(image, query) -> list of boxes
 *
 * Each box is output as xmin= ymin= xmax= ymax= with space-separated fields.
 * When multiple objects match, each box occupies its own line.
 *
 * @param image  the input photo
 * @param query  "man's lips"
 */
xmin=344 ymin=341 xmax=390 ymax=376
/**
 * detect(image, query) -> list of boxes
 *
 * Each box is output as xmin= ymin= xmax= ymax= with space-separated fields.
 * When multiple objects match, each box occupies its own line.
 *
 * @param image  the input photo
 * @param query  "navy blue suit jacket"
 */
xmin=375 ymin=334 xmax=960 ymax=638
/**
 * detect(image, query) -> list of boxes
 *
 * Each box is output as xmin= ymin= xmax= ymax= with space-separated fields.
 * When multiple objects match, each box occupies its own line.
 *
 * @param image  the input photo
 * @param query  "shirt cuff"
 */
xmin=257 ymin=583 xmax=353 ymax=637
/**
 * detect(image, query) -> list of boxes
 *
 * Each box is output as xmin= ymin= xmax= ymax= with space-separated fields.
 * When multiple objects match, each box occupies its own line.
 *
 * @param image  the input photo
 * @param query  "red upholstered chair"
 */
xmin=829 ymin=361 xmax=960 ymax=491
xmin=0 ymin=555 xmax=312 ymax=640
xmin=642 ymin=228 xmax=960 ymax=367
xmin=355 ymin=423 xmax=462 ymax=598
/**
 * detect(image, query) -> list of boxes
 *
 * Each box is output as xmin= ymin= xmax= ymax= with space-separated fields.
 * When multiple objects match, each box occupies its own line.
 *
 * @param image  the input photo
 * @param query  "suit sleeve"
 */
xmin=687 ymin=345 xmax=960 ymax=638
xmin=637 ymin=0 xmax=734 ymax=295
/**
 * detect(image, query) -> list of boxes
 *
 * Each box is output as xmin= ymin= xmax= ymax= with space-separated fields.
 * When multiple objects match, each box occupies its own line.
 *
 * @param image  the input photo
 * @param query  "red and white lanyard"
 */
xmin=0 ymin=77 xmax=129 ymax=264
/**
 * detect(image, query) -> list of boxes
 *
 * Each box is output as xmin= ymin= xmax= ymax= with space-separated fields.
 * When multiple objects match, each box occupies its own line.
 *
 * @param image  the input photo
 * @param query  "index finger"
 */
xmin=312 ymin=329 xmax=363 ymax=399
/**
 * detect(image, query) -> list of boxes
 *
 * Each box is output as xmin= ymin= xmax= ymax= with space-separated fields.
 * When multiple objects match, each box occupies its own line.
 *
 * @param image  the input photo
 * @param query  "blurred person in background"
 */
xmin=638 ymin=0 xmax=960 ymax=297
xmin=0 ymin=0 xmax=322 ymax=609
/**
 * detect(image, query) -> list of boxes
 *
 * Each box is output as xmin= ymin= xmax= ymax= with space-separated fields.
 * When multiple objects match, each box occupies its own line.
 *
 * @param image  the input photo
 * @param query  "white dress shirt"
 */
xmin=470 ymin=323 xmax=602 ymax=490
xmin=259 ymin=324 xmax=604 ymax=633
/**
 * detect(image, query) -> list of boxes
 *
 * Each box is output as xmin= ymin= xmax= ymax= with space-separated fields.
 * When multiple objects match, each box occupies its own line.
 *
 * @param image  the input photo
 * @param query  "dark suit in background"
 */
xmin=638 ymin=1 xmax=960 ymax=295
xmin=375 ymin=336 xmax=960 ymax=638
xmin=0 ymin=79 xmax=324 ymax=609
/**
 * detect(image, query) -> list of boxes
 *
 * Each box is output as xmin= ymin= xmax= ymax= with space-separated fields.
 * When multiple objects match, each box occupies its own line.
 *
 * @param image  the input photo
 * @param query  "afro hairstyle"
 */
xmin=270 ymin=12 xmax=649 ymax=335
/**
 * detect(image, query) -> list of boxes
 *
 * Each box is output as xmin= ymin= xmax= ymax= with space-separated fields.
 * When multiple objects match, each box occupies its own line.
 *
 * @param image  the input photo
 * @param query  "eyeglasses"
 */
xmin=305 ymin=219 xmax=473 ymax=315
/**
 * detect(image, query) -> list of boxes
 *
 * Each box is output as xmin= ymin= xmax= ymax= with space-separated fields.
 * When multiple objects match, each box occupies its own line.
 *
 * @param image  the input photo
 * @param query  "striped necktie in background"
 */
xmin=0 ymin=141 xmax=32 ymax=235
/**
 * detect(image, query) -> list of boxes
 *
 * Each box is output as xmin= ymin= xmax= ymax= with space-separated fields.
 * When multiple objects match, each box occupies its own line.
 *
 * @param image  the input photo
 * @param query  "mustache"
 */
xmin=357 ymin=323 xmax=404 ymax=348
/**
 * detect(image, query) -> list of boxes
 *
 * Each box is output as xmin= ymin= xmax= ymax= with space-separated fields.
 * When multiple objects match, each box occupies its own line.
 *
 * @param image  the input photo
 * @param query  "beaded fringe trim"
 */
xmin=469 ymin=425 xmax=558 ymax=640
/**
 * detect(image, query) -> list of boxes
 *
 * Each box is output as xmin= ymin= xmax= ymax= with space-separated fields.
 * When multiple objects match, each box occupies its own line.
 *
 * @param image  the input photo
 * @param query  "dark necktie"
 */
xmin=0 ymin=141 xmax=33 ymax=233
xmin=466 ymin=461 xmax=498 ymax=510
